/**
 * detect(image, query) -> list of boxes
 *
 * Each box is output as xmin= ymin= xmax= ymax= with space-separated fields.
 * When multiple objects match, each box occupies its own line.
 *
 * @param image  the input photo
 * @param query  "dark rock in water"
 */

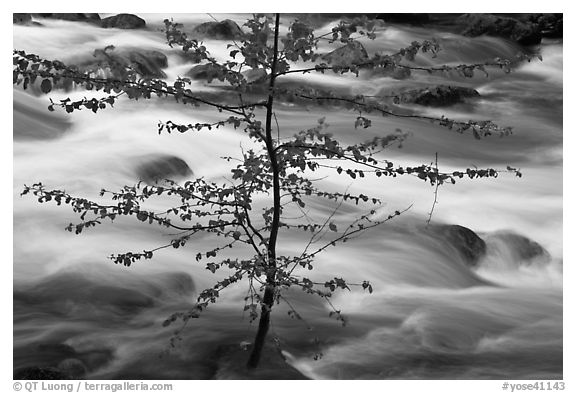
xmin=438 ymin=225 xmax=487 ymax=267
xmin=13 ymin=13 xmax=32 ymax=25
xmin=86 ymin=47 xmax=168 ymax=79
xmin=376 ymin=13 xmax=430 ymax=25
xmin=193 ymin=19 xmax=244 ymax=40
xmin=124 ymin=50 xmax=168 ymax=78
xmin=402 ymin=85 xmax=480 ymax=107
xmin=34 ymin=13 xmax=101 ymax=23
xmin=15 ymin=366 xmax=70 ymax=380
xmin=14 ymin=273 xmax=155 ymax=315
xmin=186 ymin=63 xmax=225 ymax=81
xmin=212 ymin=343 xmax=309 ymax=379
xmin=528 ymin=13 xmax=563 ymax=39
xmin=15 ymin=342 xmax=114 ymax=378
xmin=57 ymin=358 xmax=87 ymax=379
xmin=37 ymin=343 xmax=77 ymax=359
xmin=371 ymin=65 xmax=412 ymax=80
xmin=90 ymin=285 xmax=155 ymax=310
xmin=459 ymin=14 xmax=542 ymax=46
xmin=101 ymin=13 xmax=145 ymax=29
xmin=136 ymin=155 xmax=193 ymax=184
xmin=322 ymin=41 xmax=368 ymax=66
xmin=490 ymin=232 xmax=551 ymax=265
xmin=78 ymin=349 xmax=114 ymax=371
xmin=158 ymin=272 xmax=195 ymax=296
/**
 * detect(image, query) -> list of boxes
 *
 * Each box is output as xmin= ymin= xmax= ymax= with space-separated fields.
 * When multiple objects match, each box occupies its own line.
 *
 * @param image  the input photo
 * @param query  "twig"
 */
xmin=426 ymin=152 xmax=440 ymax=227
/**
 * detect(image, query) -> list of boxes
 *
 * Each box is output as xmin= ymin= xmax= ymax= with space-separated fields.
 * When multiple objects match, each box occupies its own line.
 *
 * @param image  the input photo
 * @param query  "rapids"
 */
xmin=13 ymin=14 xmax=562 ymax=379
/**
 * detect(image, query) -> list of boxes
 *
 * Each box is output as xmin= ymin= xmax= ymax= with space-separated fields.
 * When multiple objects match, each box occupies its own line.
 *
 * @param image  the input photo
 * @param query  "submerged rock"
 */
xmin=84 ymin=47 xmax=168 ymax=79
xmin=322 ymin=41 xmax=368 ymax=66
xmin=14 ymin=366 xmax=69 ymax=380
xmin=15 ymin=342 xmax=114 ymax=379
xmin=371 ymin=65 xmax=412 ymax=80
xmin=57 ymin=358 xmax=87 ymax=379
xmin=14 ymin=274 xmax=155 ymax=314
xmin=193 ymin=19 xmax=244 ymax=40
xmin=402 ymin=85 xmax=480 ymax=107
xmin=437 ymin=225 xmax=487 ymax=267
xmin=459 ymin=14 xmax=542 ymax=46
xmin=37 ymin=343 xmax=77 ymax=358
xmin=101 ymin=13 xmax=145 ymax=29
xmin=157 ymin=272 xmax=195 ymax=297
xmin=136 ymin=155 xmax=193 ymax=184
xmin=186 ymin=63 xmax=225 ymax=81
xmin=90 ymin=285 xmax=155 ymax=310
xmin=212 ymin=343 xmax=309 ymax=379
xmin=123 ymin=49 xmax=168 ymax=78
xmin=487 ymin=232 xmax=551 ymax=266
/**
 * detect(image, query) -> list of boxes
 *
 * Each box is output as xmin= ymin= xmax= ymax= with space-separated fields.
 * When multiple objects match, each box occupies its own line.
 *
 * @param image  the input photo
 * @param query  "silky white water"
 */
xmin=13 ymin=15 xmax=562 ymax=379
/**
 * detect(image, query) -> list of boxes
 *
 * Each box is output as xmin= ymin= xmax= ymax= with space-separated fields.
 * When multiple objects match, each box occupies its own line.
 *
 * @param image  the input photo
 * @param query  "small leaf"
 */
xmin=40 ymin=79 xmax=52 ymax=94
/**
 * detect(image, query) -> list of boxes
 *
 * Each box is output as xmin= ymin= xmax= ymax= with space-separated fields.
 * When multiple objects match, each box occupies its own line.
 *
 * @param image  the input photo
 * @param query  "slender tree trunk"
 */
xmin=246 ymin=13 xmax=281 ymax=370
xmin=246 ymin=285 xmax=274 ymax=368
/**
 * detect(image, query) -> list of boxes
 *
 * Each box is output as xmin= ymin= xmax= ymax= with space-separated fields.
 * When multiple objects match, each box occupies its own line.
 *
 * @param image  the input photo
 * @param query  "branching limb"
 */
xmin=426 ymin=153 xmax=440 ymax=227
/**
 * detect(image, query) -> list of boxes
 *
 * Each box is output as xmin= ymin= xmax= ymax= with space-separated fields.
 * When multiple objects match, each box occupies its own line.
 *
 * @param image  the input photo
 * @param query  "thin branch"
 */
xmin=306 ymin=204 xmax=413 ymax=260
xmin=426 ymin=153 xmax=440 ymax=227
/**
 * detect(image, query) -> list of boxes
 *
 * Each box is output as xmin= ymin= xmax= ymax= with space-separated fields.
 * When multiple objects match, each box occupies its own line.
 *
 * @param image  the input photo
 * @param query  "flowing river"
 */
xmin=13 ymin=14 xmax=562 ymax=379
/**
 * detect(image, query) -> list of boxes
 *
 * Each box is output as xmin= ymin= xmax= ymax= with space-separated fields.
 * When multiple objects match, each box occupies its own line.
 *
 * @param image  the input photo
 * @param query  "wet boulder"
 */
xmin=186 ymin=63 xmax=225 ymax=81
xmin=488 ymin=232 xmax=550 ymax=266
xmin=156 ymin=272 xmax=195 ymax=297
xmin=89 ymin=285 xmax=155 ymax=311
xmin=370 ymin=64 xmax=412 ymax=80
xmin=57 ymin=358 xmax=88 ymax=379
xmin=82 ymin=47 xmax=168 ymax=79
xmin=322 ymin=41 xmax=368 ymax=66
xmin=123 ymin=50 xmax=168 ymax=78
xmin=193 ymin=19 xmax=244 ymax=40
xmin=33 ymin=13 xmax=101 ymax=23
xmin=101 ymin=13 xmax=145 ymax=29
xmin=438 ymin=225 xmax=487 ymax=267
xmin=34 ymin=343 xmax=78 ymax=365
xmin=459 ymin=14 xmax=542 ymax=46
xmin=402 ymin=85 xmax=480 ymax=107
xmin=213 ymin=343 xmax=308 ymax=379
xmin=13 ymin=13 xmax=32 ymax=25
xmin=14 ymin=366 xmax=70 ymax=380
xmin=15 ymin=342 xmax=113 ymax=379
xmin=14 ymin=274 xmax=155 ymax=314
xmin=136 ymin=155 xmax=193 ymax=184
xmin=528 ymin=13 xmax=563 ymax=39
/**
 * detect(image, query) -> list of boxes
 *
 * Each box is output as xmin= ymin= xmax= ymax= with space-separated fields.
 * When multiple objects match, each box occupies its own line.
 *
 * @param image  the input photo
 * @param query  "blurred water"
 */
xmin=13 ymin=14 xmax=562 ymax=379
